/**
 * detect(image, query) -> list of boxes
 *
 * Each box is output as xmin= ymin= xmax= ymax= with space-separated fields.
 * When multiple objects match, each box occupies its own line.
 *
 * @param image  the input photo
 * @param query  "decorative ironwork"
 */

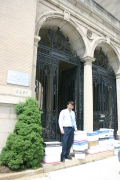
xmin=93 ymin=49 xmax=117 ymax=136
xmin=94 ymin=48 xmax=114 ymax=73
xmin=39 ymin=27 xmax=77 ymax=58
xmin=61 ymin=64 xmax=83 ymax=130
xmin=36 ymin=28 xmax=83 ymax=141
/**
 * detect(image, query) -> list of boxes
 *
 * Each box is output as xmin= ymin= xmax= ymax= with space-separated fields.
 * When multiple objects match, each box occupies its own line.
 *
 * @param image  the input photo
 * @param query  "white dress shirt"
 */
xmin=59 ymin=108 xmax=77 ymax=131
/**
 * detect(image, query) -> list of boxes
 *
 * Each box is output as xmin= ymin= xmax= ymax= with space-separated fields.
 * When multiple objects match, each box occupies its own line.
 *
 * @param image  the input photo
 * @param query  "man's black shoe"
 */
xmin=61 ymin=158 xmax=65 ymax=162
xmin=65 ymin=156 xmax=72 ymax=160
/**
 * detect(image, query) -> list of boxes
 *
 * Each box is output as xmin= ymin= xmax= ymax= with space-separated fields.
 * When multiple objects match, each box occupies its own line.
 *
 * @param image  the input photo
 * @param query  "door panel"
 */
xmin=61 ymin=66 xmax=83 ymax=130
xmin=93 ymin=73 xmax=117 ymax=134
xmin=36 ymin=56 xmax=59 ymax=141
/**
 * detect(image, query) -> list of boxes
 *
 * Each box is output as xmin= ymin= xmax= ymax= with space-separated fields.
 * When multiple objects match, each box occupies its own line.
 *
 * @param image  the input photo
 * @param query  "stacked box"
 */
xmin=74 ymin=131 xmax=87 ymax=142
xmin=43 ymin=142 xmax=62 ymax=163
xmin=108 ymin=136 xmax=115 ymax=151
xmin=74 ymin=150 xmax=86 ymax=159
xmin=114 ymin=140 xmax=120 ymax=156
xmin=73 ymin=131 xmax=87 ymax=159
xmin=87 ymin=132 xmax=99 ymax=154
xmin=100 ymin=128 xmax=114 ymax=136
xmin=73 ymin=140 xmax=88 ymax=151
xmin=100 ymin=128 xmax=115 ymax=151
xmin=95 ymin=129 xmax=109 ymax=152
xmin=87 ymin=145 xmax=99 ymax=154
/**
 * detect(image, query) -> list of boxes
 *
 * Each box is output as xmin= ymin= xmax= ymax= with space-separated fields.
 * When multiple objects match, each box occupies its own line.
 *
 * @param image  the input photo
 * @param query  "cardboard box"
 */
xmin=73 ymin=140 xmax=88 ymax=151
xmin=74 ymin=150 xmax=86 ymax=159
xmin=100 ymin=128 xmax=114 ymax=136
xmin=44 ymin=146 xmax=62 ymax=156
xmin=99 ymin=138 xmax=109 ymax=145
xmin=87 ymin=145 xmax=99 ymax=154
xmin=109 ymin=136 xmax=115 ymax=145
xmin=43 ymin=154 xmax=61 ymax=163
xmin=108 ymin=144 xmax=114 ymax=151
xmin=95 ymin=130 xmax=109 ymax=138
xmin=87 ymin=131 xmax=99 ymax=141
xmin=74 ymin=131 xmax=87 ymax=142
xmin=99 ymin=145 xmax=108 ymax=152
xmin=88 ymin=140 xmax=98 ymax=148
xmin=43 ymin=141 xmax=62 ymax=163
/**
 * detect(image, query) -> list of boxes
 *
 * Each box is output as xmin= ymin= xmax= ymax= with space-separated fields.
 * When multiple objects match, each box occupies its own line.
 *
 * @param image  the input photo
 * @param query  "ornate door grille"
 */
xmin=62 ymin=66 xmax=83 ymax=130
xmin=93 ymin=48 xmax=117 ymax=135
xmin=36 ymin=28 xmax=83 ymax=141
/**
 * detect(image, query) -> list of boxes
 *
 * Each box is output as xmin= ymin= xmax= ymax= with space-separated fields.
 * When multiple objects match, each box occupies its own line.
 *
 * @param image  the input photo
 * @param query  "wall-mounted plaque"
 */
xmin=7 ymin=70 xmax=30 ymax=87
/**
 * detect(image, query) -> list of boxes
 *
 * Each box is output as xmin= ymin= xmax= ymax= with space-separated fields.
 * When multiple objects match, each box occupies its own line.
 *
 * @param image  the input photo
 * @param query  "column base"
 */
xmin=117 ymin=131 xmax=120 ymax=140
xmin=117 ymin=135 xmax=120 ymax=140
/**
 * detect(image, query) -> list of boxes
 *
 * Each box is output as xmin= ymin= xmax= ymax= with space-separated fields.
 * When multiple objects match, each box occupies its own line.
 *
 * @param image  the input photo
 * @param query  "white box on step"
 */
xmin=72 ymin=140 xmax=88 ymax=151
xmin=43 ymin=142 xmax=62 ymax=155
xmin=99 ymin=138 xmax=109 ymax=146
xmin=87 ymin=132 xmax=99 ymax=141
xmin=44 ymin=146 xmax=62 ymax=156
xmin=99 ymin=145 xmax=108 ymax=152
xmin=74 ymin=150 xmax=86 ymax=159
xmin=114 ymin=140 xmax=120 ymax=146
xmin=87 ymin=145 xmax=99 ymax=154
xmin=74 ymin=131 xmax=87 ymax=141
xmin=43 ymin=154 xmax=61 ymax=163
xmin=114 ymin=141 xmax=120 ymax=155
xmin=43 ymin=141 xmax=62 ymax=158
xmin=100 ymin=128 xmax=114 ymax=136
xmin=108 ymin=144 xmax=114 ymax=151
xmin=95 ymin=129 xmax=109 ymax=138
xmin=43 ymin=141 xmax=62 ymax=147
xmin=109 ymin=136 xmax=115 ymax=145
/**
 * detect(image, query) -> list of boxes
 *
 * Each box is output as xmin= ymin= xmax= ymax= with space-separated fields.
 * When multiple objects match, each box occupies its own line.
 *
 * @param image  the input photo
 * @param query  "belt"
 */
xmin=63 ymin=126 xmax=74 ymax=128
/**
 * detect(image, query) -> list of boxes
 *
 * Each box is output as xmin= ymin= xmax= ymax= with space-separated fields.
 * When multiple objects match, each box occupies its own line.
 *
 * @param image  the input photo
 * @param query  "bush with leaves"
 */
xmin=0 ymin=97 xmax=44 ymax=170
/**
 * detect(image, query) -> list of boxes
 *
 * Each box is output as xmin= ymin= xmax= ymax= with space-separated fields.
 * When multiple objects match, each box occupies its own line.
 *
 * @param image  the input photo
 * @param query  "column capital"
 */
xmin=81 ymin=56 xmax=95 ymax=65
xmin=115 ymin=73 xmax=120 ymax=79
xmin=34 ymin=35 xmax=41 ymax=46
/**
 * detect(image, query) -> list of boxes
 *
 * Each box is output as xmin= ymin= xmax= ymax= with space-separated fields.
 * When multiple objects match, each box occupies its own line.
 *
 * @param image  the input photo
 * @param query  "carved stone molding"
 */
xmin=87 ymin=29 xmax=93 ymax=40
xmin=64 ymin=11 xmax=70 ymax=21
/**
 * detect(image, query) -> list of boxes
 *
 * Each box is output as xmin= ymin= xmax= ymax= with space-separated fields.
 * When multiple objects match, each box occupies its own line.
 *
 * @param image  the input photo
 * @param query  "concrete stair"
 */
xmin=0 ymin=151 xmax=114 ymax=180
xmin=41 ymin=151 xmax=114 ymax=173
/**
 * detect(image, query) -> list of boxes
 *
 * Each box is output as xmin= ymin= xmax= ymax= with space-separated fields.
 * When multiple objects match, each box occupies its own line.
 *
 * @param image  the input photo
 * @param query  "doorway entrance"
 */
xmin=93 ymin=48 xmax=117 ymax=135
xmin=36 ymin=28 xmax=83 ymax=141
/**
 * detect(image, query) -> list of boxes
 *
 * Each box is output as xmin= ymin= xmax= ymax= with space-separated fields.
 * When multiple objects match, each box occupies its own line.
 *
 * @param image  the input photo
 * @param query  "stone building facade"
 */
xmin=0 ymin=0 xmax=120 ymax=152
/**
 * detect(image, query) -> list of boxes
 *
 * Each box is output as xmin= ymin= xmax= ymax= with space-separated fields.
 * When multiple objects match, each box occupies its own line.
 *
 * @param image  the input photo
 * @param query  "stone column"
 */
xmin=116 ymin=73 xmax=120 ymax=139
xmin=31 ymin=35 xmax=41 ymax=98
xmin=82 ymin=56 xmax=95 ymax=131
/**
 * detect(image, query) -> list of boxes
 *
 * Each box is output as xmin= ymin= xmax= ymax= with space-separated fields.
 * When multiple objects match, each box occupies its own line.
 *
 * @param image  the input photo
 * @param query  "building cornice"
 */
xmin=44 ymin=0 xmax=120 ymax=45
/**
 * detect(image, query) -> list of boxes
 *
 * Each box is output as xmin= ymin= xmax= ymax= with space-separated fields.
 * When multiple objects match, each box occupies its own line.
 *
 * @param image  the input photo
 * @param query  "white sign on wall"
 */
xmin=7 ymin=70 xmax=30 ymax=87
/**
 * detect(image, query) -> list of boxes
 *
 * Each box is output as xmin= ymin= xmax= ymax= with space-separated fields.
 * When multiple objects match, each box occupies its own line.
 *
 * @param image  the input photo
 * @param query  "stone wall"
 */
xmin=0 ymin=0 xmax=37 ymax=150
xmin=0 ymin=104 xmax=17 ymax=152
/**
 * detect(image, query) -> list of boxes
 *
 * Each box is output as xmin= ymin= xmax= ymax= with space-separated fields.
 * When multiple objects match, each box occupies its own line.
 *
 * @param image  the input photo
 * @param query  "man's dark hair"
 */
xmin=67 ymin=101 xmax=74 ymax=106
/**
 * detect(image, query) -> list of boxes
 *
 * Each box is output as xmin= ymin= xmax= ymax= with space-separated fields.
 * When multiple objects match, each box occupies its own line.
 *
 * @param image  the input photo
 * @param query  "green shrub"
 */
xmin=0 ymin=97 xmax=44 ymax=170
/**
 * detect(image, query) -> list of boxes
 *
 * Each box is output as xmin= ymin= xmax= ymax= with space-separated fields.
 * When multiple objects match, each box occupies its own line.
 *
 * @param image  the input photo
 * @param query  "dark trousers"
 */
xmin=61 ymin=127 xmax=74 ymax=160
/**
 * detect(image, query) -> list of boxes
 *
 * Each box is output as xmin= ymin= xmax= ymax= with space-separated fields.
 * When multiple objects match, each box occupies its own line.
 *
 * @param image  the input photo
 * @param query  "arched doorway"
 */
xmin=93 ymin=48 xmax=117 ymax=135
xmin=35 ymin=28 xmax=83 ymax=141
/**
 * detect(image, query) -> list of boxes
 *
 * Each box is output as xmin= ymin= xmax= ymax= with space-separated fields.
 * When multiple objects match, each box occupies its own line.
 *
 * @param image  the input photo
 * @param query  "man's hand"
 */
xmin=61 ymin=130 xmax=64 ymax=134
xmin=75 ymin=130 xmax=78 ymax=132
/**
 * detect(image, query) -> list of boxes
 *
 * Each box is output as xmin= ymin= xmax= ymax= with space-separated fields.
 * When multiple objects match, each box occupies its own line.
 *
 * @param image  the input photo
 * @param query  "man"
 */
xmin=59 ymin=101 xmax=77 ymax=162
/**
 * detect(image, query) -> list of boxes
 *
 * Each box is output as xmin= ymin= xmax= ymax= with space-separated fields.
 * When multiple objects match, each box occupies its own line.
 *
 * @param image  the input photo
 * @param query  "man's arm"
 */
xmin=73 ymin=111 xmax=77 ymax=132
xmin=59 ymin=111 xmax=64 ymax=134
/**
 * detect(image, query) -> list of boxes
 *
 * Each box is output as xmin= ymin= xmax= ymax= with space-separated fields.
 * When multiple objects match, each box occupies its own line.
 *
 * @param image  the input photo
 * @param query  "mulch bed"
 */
xmin=0 ymin=165 xmax=15 ymax=174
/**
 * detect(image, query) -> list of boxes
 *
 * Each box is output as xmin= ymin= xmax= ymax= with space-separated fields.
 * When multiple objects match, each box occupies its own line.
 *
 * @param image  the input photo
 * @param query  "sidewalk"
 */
xmin=38 ymin=156 xmax=120 ymax=180
xmin=0 ymin=151 xmax=114 ymax=180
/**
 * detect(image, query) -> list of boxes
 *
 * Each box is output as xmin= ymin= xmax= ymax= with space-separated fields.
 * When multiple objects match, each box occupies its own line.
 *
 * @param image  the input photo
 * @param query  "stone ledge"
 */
xmin=0 ymin=151 xmax=114 ymax=180
xmin=42 ymin=151 xmax=114 ymax=173
xmin=0 ymin=167 xmax=43 ymax=180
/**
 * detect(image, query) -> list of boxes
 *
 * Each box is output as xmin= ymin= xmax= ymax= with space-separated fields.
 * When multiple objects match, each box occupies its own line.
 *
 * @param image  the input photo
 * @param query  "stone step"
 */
xmin=41 ymin=151 xmax=114 ymax=173
xmin=0 ymin=151 xmax=114 ymax=180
